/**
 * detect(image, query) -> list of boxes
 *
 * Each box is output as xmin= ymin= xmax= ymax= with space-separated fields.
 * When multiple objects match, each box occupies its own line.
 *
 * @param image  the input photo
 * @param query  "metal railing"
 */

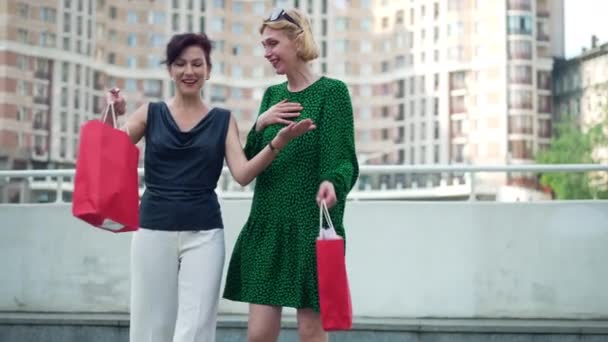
xmin=0 ymin=164 xmax=607 ymax=203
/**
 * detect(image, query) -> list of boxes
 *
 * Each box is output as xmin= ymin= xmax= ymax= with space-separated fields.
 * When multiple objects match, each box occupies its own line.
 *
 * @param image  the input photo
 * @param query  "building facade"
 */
xmin=0 ymin=0 xmax=564 ymax=202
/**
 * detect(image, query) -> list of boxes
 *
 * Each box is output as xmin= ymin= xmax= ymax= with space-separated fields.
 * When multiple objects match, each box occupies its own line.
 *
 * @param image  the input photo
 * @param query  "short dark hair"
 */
xmin=162 ymin=33 xmax=213 ymax=71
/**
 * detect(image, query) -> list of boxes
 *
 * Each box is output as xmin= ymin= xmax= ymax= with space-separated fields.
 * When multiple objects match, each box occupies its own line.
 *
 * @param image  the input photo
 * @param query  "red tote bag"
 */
xmin=72 ymin=103 xmax=140 ymax=232
xmin=316 ymin=201 xmax=353 ymax=331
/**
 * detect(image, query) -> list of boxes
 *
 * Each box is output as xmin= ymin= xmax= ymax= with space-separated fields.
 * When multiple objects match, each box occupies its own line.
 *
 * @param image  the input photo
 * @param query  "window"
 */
xmin=109 ymin=6 xmax=117 ymax=19
xmin=213 ymin=0 xmax=224 ymax=8
xmin=508 ymin=115 xmax=533 ymax=134
xmin=360 ymin=41 xmax=372 ymax=53
xmin=508 ymin=40 xmax=532 ymax=59
xmin=508 ymin=65 xmax=532 ymax=84
xmin=538 ymin=119 xmax=551 ymax=138
xmin=126 ymin=79 xmax=137 ymax=91
xmin=254 ymin=2 xmax=265 ymax=14
xmin=74 ymin=89 xmax=80 ymax=109
xmin=76 ymin=16 xmax=83 ymax=35
xmin=538 ymin=95 xmax=551 ymax=113
xmin=450 ymin=95 xmax=465 ymax=114
xmin=419 ymin=76 xmax=426 ymax=93
xmin=381 ymin=61 xmax=390 ymax=73
xmin=18 ymin=3 xmax=29 ymax=18
xmin=40 ymin=7 xmax=57 ymax=22
xmin=359 ymin=107 xmax=371 ymax=120
xmin=508 ymin=90 xmax=533 ymax=109
xmin=75 ymin=65 xmax=81 ymax=84
xmin=18 ymin=29 xmax=28 ymax=43
xmin=508 ymin=139 xmax=533 ymax=159
xmin=17 ymin=80 xmax=28 ymax=96
xmin=448 ymin=22 xmax=464 ymax=36
xmin=450 ymin=71 xmax=466 ymax=89
xmin=452 ymin=144 xmax=464 ymax=162
xmin=127 ymin=56 xmax=138 ymax=68
xmin=537 ymin=21 xmax=550 ymax=41
xmin=507 ymin=15 xmax=532 ymax=35
xmin=186 ymin=15 xmax=194 ymax=32
xmin=148 ymin=56 xmax=161 ymax=68
xmin=60 ymin=112 xmax=68 ymax=132
xmin=421 ymin=122 xmax=427 ymax=140
xmin=448 ymin=46 xmax=464 ymax=61
xmin=127 ymin=11 xmax=138 ymax=24
xmin=410 ymin=123 xmax=415 ymax=142
xmin=211 ymin=18 xmax=224 ymax=31
xmin=507 ymin=0 xmax=532 ymax=10
xmin=232 ymin=66 xmax=243 ymax=78
xmin=335 ymin=40 xmax=348 ymax=53
xmin=149 ymin=34 xmax=164 ymax=47
xmin=232 ymin=23 xmax=244 ymax=34
xmin=434 ymin=144 xmax=440 ymax=163
xmin=336 ymin=17 xmax=348 ymax=31
xmin=127 ymin=33 xmax=137 ymax=47
xmin=420 ymin=146 xmax=426 ymax=164
xmin=149 ymin=11 xmax=166 ymax=25
xmin=396 ymin=10 xmax=404 ymax=25
xmin=537 ymin=71 xmax=551 ymax=90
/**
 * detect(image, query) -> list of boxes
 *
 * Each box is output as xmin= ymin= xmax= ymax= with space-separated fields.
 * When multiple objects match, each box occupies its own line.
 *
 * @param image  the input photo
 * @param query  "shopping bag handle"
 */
xmin=319 ymin=200 xmax=339 ymax=239
xmin=100 ymin=102 xmax=131 ymax=136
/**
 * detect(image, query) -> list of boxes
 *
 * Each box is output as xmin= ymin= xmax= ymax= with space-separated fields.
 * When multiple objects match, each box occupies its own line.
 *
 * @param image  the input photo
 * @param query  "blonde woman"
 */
xmin=223 ymin=8 xmax=359 ymax=342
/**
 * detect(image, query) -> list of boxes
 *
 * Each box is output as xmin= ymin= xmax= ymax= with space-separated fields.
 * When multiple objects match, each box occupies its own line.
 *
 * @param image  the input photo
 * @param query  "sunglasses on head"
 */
xmin=266 ymin=8 xmax=302 ymax=30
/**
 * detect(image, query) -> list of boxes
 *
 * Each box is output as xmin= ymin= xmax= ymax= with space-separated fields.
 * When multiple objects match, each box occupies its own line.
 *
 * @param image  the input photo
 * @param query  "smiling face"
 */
xmin=261 ymin=27 xmax=301 ymax=75
xmin=168 ymin=45 xmax=209 ymax=96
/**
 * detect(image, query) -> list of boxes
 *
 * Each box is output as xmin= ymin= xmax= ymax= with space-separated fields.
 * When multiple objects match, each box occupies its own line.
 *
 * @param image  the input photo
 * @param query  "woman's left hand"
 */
xmin=274 ymin=118 xmax=316 ymax=147
xmin=316 ymin=181 xmax=336 ymax=208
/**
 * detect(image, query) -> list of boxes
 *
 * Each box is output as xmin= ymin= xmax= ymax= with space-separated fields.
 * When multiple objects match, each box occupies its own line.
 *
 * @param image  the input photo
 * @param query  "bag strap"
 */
xmin=319 ymin=200 xmax=335 ymax=236
xmin=100 ymin=102 xmax=131 ymax=136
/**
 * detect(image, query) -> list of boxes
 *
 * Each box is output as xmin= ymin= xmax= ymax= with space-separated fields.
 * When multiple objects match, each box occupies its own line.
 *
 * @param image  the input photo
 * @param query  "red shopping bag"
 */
xmin=72 ymin=103 xmax=140 ymax=232
xmin=316 ymin=201 xmax=353 ymax=331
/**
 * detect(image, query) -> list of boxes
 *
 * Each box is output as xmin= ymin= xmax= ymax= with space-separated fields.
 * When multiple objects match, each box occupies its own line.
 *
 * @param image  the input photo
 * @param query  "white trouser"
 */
xmin=129 ymin=228 xmax=225 ymax=342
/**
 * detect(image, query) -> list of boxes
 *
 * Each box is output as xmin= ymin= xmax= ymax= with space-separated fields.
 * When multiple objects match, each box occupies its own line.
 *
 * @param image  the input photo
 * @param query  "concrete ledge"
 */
xmin=2 ymin=312 xmax=608 ymax=334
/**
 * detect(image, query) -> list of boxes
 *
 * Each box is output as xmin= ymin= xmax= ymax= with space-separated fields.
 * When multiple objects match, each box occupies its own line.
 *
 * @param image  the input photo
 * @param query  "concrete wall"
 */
xmin=1 ymin=201 xmax=608 ymax=319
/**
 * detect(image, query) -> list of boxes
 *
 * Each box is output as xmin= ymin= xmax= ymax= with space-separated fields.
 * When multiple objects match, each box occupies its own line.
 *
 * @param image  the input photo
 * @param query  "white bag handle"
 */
xmin=319 ymin=200 xmax=339 ymax=240
xmin=100 ymin=102 xmax=131 ymax=136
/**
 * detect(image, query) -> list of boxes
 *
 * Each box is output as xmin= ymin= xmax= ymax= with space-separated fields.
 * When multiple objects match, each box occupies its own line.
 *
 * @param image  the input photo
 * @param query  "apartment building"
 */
xmin=553 ymin=36 xmax=608 ymax=127
xmin=0 ymin=0 xmax=564 ymax=202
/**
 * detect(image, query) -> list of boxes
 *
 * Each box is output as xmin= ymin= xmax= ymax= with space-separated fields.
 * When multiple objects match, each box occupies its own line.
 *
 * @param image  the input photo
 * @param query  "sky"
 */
xmin=564 ymin=0 xmax=608 ymax=58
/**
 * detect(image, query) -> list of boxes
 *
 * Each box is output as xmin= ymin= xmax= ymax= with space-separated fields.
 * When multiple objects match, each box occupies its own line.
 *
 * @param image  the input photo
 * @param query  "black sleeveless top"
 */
xmin=139 ymin=102 xmax=230 ymax=231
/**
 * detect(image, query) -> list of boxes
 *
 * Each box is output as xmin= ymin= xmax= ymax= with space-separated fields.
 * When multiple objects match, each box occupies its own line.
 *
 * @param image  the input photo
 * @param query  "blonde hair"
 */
xmin=259 ymin=8 xmax=319 ymax=62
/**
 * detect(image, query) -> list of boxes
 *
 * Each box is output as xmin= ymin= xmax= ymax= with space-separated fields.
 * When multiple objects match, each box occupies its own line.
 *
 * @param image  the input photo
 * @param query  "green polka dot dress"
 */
xmin=223 ymin=76 xmax=359 ymax=312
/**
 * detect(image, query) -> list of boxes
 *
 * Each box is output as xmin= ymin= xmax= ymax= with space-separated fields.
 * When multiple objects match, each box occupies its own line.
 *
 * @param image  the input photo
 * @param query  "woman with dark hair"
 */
xmin=105 ymin=32 xmax=315 ymax=342
xmin=223 ymin=8 xmax=359 ymax=342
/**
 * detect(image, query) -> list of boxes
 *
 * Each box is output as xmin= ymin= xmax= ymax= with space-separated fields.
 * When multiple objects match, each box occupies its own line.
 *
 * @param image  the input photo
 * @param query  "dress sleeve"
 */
xmin=318 ymin=81 xmax=359 ymax=202
xmin=244 ymin=86 xmax=272 ymax=159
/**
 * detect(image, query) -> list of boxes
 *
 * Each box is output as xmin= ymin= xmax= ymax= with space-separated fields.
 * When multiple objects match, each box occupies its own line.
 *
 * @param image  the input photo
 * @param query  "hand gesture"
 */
xmin=256 ymin=99 xmax=303 ymax=132
xmin=106 ymin=88 xmax=126 ymax=116
xmin=275 ymin=118 xmax=316 ymax=144
xmin=316 ymin=181 xmax=337 ymax=208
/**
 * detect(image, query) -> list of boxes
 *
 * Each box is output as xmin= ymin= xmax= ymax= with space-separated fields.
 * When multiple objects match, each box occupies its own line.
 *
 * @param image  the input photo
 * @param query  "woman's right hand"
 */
xmin=106 ymin=88 xmax=126 ymax=116
xmin=256 ymin=99 xmax=302 ymax=132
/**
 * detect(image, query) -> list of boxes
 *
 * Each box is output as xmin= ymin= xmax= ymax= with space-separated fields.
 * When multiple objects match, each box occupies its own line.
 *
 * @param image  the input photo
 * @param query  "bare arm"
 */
xmin=102 ymin=102 xmax=148 ymax=145
xmin=224 ymin=113 xmax=314 ymax=186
